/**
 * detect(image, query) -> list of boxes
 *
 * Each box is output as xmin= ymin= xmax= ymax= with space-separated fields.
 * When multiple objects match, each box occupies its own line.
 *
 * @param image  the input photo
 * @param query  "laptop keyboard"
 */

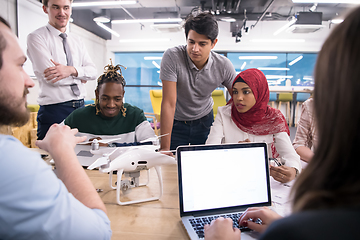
xmin=188 ymin=212 xmax=251 ymax=239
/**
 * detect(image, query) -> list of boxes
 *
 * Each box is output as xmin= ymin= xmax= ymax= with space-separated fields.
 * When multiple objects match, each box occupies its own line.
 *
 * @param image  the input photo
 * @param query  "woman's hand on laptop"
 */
xmin=238 ymin=207 xmax=282 ymax=233
xmin=204 ymin=217 xmax=241 ymax=240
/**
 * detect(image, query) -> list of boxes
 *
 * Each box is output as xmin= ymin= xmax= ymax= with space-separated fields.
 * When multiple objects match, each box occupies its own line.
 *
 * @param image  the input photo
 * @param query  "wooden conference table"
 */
xmin=86 ymin=164 xmax=293 ymax=240
xmin=87 ymin=164 xmax=189 ymax=240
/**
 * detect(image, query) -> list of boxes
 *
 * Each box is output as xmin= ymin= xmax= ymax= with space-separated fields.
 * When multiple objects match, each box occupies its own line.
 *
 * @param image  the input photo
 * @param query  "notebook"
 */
xmin=176 ymin=142 xmax=272 ymax=240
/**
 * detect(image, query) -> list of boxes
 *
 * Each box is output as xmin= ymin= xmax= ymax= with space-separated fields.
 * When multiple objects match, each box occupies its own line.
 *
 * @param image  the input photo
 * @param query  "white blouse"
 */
xmin=206 ymin=105 xmax=301 ymax=172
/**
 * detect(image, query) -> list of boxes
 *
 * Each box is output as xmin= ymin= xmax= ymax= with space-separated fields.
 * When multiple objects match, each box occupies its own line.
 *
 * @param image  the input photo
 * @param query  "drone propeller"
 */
xmin=139 ymin=133 xmax=169 ymax=143
xmin=78 ymin=137 xmax=122 ymax=145
xmin=87 ymin=148 xmax=118 ymax=170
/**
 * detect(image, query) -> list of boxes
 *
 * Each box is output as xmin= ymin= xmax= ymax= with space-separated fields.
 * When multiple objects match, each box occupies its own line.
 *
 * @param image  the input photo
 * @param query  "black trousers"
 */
xmin=37 ymin=99 xmax=84 ymax=140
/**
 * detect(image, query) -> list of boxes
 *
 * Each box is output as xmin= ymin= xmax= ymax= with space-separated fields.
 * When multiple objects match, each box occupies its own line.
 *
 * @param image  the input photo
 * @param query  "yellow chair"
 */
xmin=27 ymin=104 xmax=40 ymax=112
xmin=149 ymin=89 xmax=162 ymax=122
xmin=11 ymin=112 xmax=38 ymax=148
xmin=148 ymin=89 xmax=163 ymax=135
xmin=211 ymin=90 xmax=227 ymax=119
xmin=277 ymin=92 xmax=293 ymax=126
xmin=148 ymin=89 xmax=226 ymax=126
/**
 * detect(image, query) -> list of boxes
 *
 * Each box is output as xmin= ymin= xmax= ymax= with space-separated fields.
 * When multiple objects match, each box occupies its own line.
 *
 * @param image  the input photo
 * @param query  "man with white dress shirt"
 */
xmin=27 ymin=0 xmax=97 ymax=140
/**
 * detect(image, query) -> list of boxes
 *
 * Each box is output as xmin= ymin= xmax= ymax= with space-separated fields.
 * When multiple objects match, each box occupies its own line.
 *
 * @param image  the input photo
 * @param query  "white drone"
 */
xmin=86 ymin=134 xmax=176 ymax=205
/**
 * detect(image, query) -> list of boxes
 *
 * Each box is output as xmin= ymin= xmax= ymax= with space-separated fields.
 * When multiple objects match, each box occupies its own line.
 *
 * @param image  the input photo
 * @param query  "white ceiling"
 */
xmin=69 ymin=0 xmax=359 ymax=39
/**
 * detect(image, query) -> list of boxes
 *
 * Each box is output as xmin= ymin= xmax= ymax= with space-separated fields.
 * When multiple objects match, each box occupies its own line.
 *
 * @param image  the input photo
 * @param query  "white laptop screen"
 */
xmin=177 ymin=143 xmax=270 ymax=214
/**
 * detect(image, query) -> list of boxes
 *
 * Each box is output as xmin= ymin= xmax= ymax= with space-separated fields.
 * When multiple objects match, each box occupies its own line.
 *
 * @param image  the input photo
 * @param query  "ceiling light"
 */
xmin=220 ymin=17 xmax=236 ymax=22
xmin=289 ymin=55 xmax=303 ymax=66
xmin=258 ymin=67 xmax=290 ymax=71
xmin=267 ymin=80 xmax=278 ymax=85
xmin=303 ymin=76 xmax=313 ymax=81
xmin=93 ymin=16 xmax=110 ymax=23
xmin=251 ymin=39 xmax=305 ymax=43
xmin=112 ymin=18 xmax=182 ymax=24
xmin=331 ymin=19 xmax=344 ymax=24
xmin=72 ymin=1 xmax=137 ymax=7
xmin=152 ymin=61 xmax=160 ymax=69
xmin=292 ymin=0 xmax=360 ymax=3
xmin=240 ymin=62 xmax=247 ymax=70
xmin=96 ymin=22 xmax=120 ymax=37
xmin=239 ymin=56 xmax=278 ymax=60
xmin=119 ymin=38 xmax=171 ymax=43
xmin=144 ymin=57 xmax=163 ymax=60
xmin=273 ymin=17 xmax=297 ymax=36
xmin=150 ymin=23 xmax=182 ymax=33
xmin=266 ymin=75 xmax=294 ymax=79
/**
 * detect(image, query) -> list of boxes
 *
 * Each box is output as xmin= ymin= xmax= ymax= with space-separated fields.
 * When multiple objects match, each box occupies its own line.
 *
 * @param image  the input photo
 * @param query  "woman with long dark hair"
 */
xmin=204 ymin=6 xmax=360 ymax=240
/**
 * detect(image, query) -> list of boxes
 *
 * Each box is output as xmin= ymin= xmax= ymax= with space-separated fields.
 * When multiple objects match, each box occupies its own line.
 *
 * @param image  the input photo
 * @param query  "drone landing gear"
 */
xmin=108 ymin=166 xmax=163 ymax=205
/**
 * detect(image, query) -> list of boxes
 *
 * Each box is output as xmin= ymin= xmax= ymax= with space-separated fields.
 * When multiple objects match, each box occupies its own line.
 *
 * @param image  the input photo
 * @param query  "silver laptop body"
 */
xmin=75 ymin=144 xmax=104 ymax=167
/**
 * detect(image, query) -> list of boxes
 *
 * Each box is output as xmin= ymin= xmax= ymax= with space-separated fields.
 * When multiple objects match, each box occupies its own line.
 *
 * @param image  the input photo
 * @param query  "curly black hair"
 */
xmin=96 ymin=61 xmax=126 ymax=90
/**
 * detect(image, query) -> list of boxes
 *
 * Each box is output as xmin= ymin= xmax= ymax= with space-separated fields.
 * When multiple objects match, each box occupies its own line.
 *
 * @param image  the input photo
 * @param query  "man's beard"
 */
xmin=0 ymin=88 xmax=30 ymax=127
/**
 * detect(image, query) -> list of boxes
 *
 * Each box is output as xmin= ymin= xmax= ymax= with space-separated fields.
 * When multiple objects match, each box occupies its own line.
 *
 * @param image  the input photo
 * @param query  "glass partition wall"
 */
xmin=115 ymin=52 xmax=316 ymax=114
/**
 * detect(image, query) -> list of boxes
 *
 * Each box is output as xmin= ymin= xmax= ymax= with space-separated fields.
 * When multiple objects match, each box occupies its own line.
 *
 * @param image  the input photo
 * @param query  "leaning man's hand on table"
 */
xmin=36 ymin=124 xmax=86 ymax=155
xmin=204 ymin=217 xmax=241 ymax=240
xmin=159 ymin=149 xmax=174 ymax=157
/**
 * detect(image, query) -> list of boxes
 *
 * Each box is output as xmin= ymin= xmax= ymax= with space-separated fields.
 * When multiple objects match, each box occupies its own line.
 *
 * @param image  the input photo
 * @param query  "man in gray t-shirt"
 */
xmin=159 ymin=12 xmax=237 ymax=152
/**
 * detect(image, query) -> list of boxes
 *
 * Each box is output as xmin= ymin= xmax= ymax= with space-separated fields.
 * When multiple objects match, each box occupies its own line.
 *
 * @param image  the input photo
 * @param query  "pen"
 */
xmin=273 ymin=158 xmax=283 ymax=166
xmin=269 ymin=158 xmax=282 ymax=166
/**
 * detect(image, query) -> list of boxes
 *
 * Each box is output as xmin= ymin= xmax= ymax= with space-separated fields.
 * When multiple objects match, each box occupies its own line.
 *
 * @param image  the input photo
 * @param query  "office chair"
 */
xmin=211 ymin=90 xmax=227 ymax=119
xmin=147 ymin=89 xmax=162 ymax=135
xmin=277 ymin=92 xmax=293 ymax=126
xmin=149 ymin=90 xmax=162 ymax=121
xmin=294 ymin=92 xmax=311 ymax=127
xmin=268 ymin=92 xmax=277 ymax=108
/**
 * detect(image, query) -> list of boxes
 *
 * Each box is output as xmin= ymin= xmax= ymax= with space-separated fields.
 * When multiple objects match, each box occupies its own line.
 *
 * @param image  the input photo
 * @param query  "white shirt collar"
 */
xmin=46 ymin=23 xmax=69 ymax=36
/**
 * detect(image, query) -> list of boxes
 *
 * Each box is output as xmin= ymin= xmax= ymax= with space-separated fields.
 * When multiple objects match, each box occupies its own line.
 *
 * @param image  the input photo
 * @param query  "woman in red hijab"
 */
xmin=206 ymin=68 xmax=301 ymax=183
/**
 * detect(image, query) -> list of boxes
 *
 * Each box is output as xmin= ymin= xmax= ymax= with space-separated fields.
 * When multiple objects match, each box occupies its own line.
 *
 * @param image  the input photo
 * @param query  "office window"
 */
xmin=115 ymin=52 xmax=163 ymax=113
xmin=287 ymin=53 xmax=317 ymax=86
xmin=115 ymin=51 xmax=317 ymax=115
xmin=227 ymin=52 xmax=316 ymax=86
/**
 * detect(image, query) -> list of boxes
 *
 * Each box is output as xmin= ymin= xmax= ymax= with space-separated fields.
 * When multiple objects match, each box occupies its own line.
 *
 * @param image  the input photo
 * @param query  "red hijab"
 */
xmin=229 ymin=68 xmax=290 ymax=136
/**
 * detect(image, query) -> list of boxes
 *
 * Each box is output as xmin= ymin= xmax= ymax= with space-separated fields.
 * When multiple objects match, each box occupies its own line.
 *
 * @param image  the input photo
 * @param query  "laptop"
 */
xmin=176 ymin=142 xmax=272 ymax=240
